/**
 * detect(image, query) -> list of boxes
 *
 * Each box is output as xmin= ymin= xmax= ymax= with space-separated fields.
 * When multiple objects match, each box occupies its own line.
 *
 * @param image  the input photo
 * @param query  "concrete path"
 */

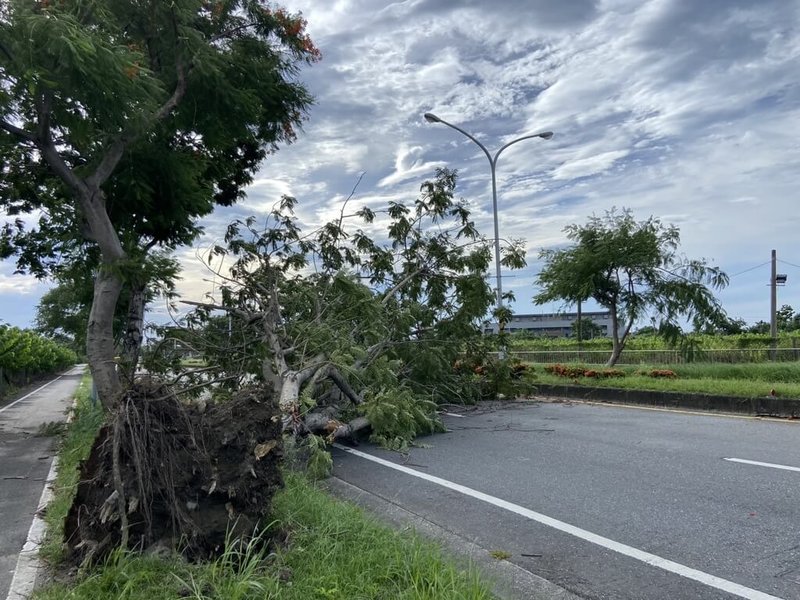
xmin=0 ymin=365 xmax=85 ymax=600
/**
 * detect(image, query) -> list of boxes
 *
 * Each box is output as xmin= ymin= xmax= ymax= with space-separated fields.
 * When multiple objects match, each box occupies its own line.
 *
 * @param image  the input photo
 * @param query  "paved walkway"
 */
xmin=0 ymin=365 xmax=85 ymax=600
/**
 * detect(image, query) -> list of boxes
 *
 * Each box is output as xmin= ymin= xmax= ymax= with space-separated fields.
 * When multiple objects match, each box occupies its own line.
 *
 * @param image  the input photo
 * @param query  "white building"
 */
xmin=484 ymin=310 xmax=612 ymax=338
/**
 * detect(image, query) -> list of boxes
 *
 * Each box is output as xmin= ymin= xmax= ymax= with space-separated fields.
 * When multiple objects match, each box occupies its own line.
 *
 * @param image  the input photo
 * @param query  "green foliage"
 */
xmin=0 ymin=324 xmax=76 ymax=379
xmin=361 ymin=388 xmax=444 ymax=450
xmin=535 ymin=208 xmax=728 ymax=365
xmin=570 ymin=317 xmax=604 ymax=341
xmin=1 ymin=0 xmax=320 ymax=405
xmin=161 ymin=169 xmax=513 ymax=451
xmin=304 ymin=435 xmax=334 ymax=481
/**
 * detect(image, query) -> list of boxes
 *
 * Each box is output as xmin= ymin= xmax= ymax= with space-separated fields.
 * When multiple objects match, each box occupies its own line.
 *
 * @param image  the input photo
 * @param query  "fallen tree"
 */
xmin=150 ymin=169 xmax=529 ymax=456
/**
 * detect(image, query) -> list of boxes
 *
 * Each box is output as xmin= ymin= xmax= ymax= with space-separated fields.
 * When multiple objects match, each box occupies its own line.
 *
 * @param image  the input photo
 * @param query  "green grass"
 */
xmin=40 ymin=372 xmax=104 ymax=564
xmin=532 ymin=362 xmax=800 ymax=399
xmin=36 ymin=473 xmax=493 ymax=600
xmin=35 ymin=381 xmax=494 ymax=600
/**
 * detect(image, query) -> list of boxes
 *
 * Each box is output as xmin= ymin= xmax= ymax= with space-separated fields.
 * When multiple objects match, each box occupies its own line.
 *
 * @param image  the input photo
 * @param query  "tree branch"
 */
xmin=381 ymin=267 xmax=426 ymax=305
xmin=0 ymin=118 xmax=35 ymax=143
xmin=180 ymin=299 xmax=261 ymax=323
xmin=86 ymin=29 xmax=189 ymax=190
xmin=326 ymin=366 xmax=364 ymax=405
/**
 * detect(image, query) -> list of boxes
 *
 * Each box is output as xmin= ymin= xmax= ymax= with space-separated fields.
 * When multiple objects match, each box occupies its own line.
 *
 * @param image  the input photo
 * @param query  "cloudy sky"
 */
xmin=2 ymin=0 xmax=800 ymax=330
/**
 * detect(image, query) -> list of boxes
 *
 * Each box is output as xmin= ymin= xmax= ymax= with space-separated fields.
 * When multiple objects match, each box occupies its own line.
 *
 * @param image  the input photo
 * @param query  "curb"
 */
xmin=533 ymin=383 xmax=800 ymax=418
xmin=6 ymin=458 xmax=59 ymax=600
xmin=324 ymin=476 xmax=584 ymax=600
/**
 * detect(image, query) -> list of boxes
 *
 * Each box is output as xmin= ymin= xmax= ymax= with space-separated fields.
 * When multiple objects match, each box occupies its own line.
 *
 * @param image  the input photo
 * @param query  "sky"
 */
xmin=2 ymin=0 xmax=800 ymax=331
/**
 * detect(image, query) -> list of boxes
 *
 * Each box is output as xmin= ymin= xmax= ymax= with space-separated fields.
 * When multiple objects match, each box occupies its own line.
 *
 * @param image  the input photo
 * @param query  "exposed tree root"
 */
xmin=63 ymin=380 xmax=283 ymax=565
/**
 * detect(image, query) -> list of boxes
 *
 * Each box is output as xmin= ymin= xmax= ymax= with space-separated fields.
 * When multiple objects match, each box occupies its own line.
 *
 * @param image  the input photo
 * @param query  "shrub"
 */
xmin=648 ymin=369 xmax=677 ymax=378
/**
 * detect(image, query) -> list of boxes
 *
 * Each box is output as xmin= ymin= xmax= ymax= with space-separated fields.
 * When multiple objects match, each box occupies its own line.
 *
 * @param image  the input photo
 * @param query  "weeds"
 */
xmin=40 ymin=372 xmax=103 ymax=564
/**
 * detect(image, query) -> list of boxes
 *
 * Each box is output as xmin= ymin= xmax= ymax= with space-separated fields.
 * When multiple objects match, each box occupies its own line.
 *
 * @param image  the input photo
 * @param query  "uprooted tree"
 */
xmin=0 ymin=0 xmax=319 ymax=407
xmin=534 ymin=208 xmax=729 ymax=366
xmin=149 ymin=168 xmax=529 ymax=452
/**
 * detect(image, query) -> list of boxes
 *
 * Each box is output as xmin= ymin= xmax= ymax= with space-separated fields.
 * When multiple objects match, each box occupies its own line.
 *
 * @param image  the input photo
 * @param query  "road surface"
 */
xmin=0 ymin=366 xmax=85 ymax=600
xmin=332 ymin=401 xmax=800 ymax=599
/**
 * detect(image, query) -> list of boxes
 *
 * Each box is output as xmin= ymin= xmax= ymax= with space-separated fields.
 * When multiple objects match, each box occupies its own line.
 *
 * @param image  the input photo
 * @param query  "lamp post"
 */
xmin=423 ymin=112 xmax=552 ymax=336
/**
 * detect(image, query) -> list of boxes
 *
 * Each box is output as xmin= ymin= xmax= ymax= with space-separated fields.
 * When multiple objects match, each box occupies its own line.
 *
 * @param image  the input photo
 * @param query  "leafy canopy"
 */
xmin=535 ymin=208 xmax=729 ymax=364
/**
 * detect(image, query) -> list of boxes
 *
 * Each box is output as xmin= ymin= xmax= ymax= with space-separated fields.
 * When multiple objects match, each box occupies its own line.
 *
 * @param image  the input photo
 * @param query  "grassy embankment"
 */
xmin=35 ymin=377 xmax=494 ymax=600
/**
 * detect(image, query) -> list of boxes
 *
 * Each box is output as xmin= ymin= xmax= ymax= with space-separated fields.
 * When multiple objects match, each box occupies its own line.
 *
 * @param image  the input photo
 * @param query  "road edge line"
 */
xmin=334 ymin=444 xmax=784 ymax=600
xmin=5 ymin=456 xmax=59 ymax=600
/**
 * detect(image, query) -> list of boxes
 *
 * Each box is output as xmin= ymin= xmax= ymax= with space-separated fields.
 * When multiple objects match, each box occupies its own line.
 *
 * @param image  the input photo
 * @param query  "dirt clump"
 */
xmin=63 ymin=380 xmax=283 ymax=565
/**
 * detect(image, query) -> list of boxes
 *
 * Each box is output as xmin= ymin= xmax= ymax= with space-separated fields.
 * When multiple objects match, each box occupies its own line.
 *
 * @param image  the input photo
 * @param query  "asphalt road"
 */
xmin=332 ymin=401 xmax=800 ymax=600
xmin=0 ymin=366 xmax=84 ymax=600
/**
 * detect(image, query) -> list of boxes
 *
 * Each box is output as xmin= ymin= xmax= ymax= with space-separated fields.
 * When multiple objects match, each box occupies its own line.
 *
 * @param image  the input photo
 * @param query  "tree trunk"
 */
xmin=87 ymin=268 xmax=124 ymax=409
xmin=120 ymin=281 xmax=146 ymax=382
xmin=606 ymin=307 xmax=622 ymax=367
xmin=78 ymin=188 xmax=129 ymax=408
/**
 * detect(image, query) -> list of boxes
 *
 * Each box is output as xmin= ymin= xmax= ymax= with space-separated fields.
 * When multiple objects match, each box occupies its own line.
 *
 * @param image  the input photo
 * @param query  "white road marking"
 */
xmin=0 ymin=370 xmax=73 ymax=415
xmin=334 ymin=444 xmax=784 ymax=600
xmin=5 ymin=455 xmax=59 ymax=600
xmin=442 ymin=412 xmax=465 ymax=418
xmin=724 ymin=457 xmax=800 ymax=473
xmin=0 ymin=364 xmax=84 ymax=416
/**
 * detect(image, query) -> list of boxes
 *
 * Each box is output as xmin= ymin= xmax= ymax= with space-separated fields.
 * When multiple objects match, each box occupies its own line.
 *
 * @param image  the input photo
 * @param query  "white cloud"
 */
xmin=3 ymin=0 xmax=800 ymax=329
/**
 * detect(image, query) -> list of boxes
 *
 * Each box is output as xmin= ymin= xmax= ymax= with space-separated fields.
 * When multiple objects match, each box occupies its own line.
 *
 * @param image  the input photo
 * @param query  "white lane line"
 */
xmin=0 ymin=365 xmax=84 ymax=415
xmin=334 ymin=444 xmax=784 ymax=600
xmin=724 ymin=458 xmax=800 ymax=473
xmin=0 ymin=376 xmax=64 ymax=415
xmin=442 ymin=412 xmax=465 ymax=418
xmin=5 ymin=455 xmax=59 ymax=600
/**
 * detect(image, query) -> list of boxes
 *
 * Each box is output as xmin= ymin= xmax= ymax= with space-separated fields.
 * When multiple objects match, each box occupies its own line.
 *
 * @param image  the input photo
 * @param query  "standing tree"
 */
xmin=776 ymin=304 xmax=796 ymax=332
xmin=0 ymin=0 xmax=319 ymax=407
xmin=535 ymin=209 xmax=729 ymax=366
xmin=570 ymin=317 xmax=604 ymax=341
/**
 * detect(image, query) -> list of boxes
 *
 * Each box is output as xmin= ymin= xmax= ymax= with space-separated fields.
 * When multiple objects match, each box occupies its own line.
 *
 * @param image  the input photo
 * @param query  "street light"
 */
xmin=423 ymin=112 xmax=553 ymax=336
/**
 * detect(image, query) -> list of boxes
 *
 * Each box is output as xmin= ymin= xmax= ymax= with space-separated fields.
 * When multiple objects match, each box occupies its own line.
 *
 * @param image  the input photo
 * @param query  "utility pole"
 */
xmin=769 ymin=250 xmax=788 ymax=360
xmin=771 ymin=249 xmax=777 ymax=340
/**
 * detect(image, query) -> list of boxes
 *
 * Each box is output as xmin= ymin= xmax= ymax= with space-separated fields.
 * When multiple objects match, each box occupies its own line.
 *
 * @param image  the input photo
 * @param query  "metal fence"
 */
xmin=506 ymin=348 xmax=800 ymax=365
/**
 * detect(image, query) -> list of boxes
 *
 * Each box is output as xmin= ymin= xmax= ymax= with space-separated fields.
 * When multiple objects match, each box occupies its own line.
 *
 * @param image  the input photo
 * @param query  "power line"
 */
xmin=728 ymin=261 xmax=770 ymax=278
xmin=778 ymin=259 xmax=800 ymax=270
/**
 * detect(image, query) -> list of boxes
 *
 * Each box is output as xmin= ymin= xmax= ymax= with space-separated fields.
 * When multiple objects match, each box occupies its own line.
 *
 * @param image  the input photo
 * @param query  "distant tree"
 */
xmin=34 ymin=253 xmax=177 ymax=361
xmin=694 ymin=315 xmax=747 ymax=335
xmin=777 ymin=304 xmax=796 ymax=332
xmin=632 ymin=325 xmax=658 ymax=336
xmin=747 ymin=320 xmax=771 ymax=334
xmin=570 ymin=317 xmax=604 ymax=340
xmin=535 ymin=209 xmax=729 ymax=366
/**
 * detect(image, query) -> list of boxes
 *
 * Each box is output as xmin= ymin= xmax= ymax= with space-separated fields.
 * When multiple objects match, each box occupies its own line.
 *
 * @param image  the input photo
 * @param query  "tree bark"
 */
xmin=606 ymin=306 xmax=622 ymax=367
xmin=120 ymin=281 xmax=147 ymax=383
xmin=78 ymin=187 xmax=129 ymax=408
xmin=87 ymin=268 xmax=124 ymax=408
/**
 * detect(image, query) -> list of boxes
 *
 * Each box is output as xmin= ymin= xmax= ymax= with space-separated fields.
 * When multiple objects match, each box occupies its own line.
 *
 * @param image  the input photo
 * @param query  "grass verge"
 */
xmin=35 ymin=381 xmax=494 ymax=600
xmin=532 ymin=362 xmax=800 ymax=399
xmin=40 ymin=372 xmax=104 ymax=564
